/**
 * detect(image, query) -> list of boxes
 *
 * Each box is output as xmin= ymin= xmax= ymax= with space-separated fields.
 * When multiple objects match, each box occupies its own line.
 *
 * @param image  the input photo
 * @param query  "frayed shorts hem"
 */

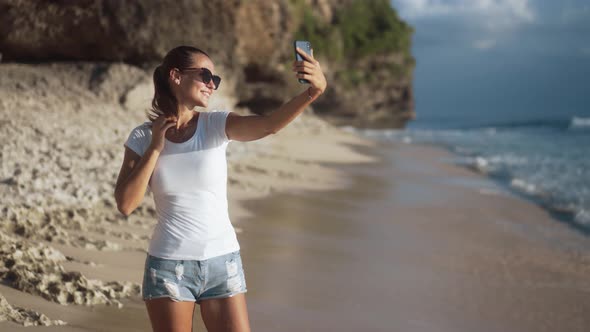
xmin=197 ymin=289 xmax=248 ymax=303
xmin=143 ymin=295 xmax=196 ymax=303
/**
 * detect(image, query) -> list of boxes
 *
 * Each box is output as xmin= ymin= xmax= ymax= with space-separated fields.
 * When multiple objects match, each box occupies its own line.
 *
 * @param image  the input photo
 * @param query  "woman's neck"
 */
xmin=175 ymin=107 xmax=197 ymax=129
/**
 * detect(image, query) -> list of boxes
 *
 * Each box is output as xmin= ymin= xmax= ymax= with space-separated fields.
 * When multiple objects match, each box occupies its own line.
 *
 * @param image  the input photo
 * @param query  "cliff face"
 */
xmin=294 ymin=0 xmax=416 ymax=128
xmin=0 ymin=0 xmax=242 ymax=67
xmin=0 ymin=0 xmax=415 ymax=128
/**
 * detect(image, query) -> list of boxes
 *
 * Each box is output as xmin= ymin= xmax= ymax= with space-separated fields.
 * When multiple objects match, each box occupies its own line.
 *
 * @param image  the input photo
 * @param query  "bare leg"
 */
xmin=145 ymin=298 xmax=196 ymax=332
xmin=200 ymin=293 xmax=251 ymax=332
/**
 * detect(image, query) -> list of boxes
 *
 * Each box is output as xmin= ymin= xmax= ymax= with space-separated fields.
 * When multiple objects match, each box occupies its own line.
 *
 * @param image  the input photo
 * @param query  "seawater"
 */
xmin=344 ymin=116 xmax=590 ymax=231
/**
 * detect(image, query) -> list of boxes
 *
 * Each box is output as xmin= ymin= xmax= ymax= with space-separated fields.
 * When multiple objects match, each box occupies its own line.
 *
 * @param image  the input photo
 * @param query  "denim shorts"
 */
xmin=142 ymin=250 xmax=247 ymax=303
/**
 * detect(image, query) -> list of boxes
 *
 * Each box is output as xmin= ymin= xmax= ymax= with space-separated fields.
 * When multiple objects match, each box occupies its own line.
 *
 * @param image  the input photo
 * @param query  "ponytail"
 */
xmin=147 ymin=65 xmax=177 ymax=122
xmin=146 ymin=46 xmax=211 ymax=122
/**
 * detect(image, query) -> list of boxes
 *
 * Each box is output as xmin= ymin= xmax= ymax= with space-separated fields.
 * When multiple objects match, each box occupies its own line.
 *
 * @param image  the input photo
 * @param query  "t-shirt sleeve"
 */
xmin=124 ymin=123 xmax=152 ymax=157
xmin=208 ymin=110 xmax=232 ymax=144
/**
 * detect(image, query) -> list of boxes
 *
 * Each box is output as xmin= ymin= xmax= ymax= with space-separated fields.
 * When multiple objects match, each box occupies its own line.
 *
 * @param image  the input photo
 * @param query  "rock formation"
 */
xmin=0 ymin=0 xmax=415 ymax=128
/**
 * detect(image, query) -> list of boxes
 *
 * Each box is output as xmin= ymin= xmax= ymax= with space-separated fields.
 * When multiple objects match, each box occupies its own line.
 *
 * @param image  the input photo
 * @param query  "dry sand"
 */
xmin=1 ymin=62 xmax=589 ymax=331
xmin=0 ymin=61 xmax=375 ymax=329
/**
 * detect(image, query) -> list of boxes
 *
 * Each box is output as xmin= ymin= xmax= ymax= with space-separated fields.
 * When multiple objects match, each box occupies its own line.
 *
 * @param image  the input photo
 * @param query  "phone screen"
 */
xmin=294 ymin=40 xmax=312 ymax=84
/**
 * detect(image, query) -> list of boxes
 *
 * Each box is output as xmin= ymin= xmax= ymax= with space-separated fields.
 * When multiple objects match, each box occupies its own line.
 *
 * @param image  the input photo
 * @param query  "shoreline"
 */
xmin=422 ymin=140 xmax=590 ymax=237
xmin=350 ymin=126 xmax=590 ymax=236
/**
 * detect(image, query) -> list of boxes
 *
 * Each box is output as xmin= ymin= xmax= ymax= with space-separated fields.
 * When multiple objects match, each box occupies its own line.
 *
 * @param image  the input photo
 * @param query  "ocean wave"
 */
xmin=510 ymin=178 xmax=540 ymax=195
xmin=459 ymin=154 xmax=529 ymax=173
xmin=466 ymin=156 xmax=490 ymax=173
xmin=468 ymin=118 xmax=570 ymax=131
xmin=455 ymin=117 xmax=590 ymax=132
xmin=351 ymin=124 xmax=590 ymax=232
xmin=489 ymin=154 xmax=528 ymax=166
xmin=574 ymin=209 xmax=590 ymax=226
xmin=569 ymin=116 xmax=590 ymax=129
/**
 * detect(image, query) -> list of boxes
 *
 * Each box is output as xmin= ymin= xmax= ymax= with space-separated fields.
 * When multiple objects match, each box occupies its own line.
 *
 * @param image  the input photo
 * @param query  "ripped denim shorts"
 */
xmin=142 ymin=251 xmax=247 ymax=303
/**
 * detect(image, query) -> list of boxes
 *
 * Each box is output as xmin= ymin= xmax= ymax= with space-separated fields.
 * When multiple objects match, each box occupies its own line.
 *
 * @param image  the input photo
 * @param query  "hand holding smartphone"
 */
xmin=294 ymin=40 xmax=312 ymax=84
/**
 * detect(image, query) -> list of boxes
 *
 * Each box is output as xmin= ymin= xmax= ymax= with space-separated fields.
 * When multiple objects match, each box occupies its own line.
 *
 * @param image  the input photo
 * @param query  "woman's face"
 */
xmin=174 ymin=54 xmax=217 ymax=109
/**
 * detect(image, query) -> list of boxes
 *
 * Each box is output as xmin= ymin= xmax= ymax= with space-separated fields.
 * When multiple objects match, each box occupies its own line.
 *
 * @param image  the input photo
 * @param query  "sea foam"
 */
xmin=570 ymin=116 xmax=590 ymax=129
xmin=349 ymin=120 xmax=590 ymax=232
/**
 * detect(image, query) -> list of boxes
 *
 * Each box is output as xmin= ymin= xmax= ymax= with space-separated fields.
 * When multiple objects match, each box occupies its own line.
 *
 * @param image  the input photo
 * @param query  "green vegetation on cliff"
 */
xmin=336 ymin=0 xmax=412 ymax=58
xmin=292 ymin=0 xmax=414 ymax=87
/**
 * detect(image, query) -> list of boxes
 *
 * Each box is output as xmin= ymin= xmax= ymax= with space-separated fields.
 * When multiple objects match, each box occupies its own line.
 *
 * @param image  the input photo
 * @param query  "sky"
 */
xmin=390 ymin=0 xmax=590 ymax=127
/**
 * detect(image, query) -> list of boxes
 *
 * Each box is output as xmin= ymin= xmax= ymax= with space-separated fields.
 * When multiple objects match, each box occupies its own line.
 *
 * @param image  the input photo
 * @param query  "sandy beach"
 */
xmin=1 ymin=63 xmax=590 ymax=331
xmin=3 ymin=120 xmax=590 ymax=331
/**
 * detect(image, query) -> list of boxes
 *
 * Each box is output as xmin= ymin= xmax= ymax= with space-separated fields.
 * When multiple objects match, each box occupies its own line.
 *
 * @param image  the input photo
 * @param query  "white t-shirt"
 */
xmin=124 ymin=110 xmax=240 ymax=260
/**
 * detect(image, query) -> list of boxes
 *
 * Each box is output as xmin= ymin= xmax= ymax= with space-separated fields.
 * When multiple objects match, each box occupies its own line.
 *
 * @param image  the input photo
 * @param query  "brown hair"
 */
xmin=146 ymin=46 xmax=210 ymax=122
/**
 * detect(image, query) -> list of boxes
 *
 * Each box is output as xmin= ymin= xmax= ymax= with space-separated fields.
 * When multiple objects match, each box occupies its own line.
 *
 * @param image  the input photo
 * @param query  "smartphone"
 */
xmin=294 ymin=40 xmax=312 ymax=84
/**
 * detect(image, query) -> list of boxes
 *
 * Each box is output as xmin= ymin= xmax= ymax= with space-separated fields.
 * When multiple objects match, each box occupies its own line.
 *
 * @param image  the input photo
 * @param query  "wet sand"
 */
xmin=239 ymin=142 xmax=590 ymax=332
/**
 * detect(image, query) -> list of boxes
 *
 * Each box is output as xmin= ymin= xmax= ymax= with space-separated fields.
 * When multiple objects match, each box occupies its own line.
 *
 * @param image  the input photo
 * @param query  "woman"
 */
xmin=114 ymin=45 xmax=326 ymax=332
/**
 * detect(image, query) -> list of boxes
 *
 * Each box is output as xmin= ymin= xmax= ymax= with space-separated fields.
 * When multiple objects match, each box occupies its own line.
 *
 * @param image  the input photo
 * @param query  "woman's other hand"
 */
xmin=149 ymin=115 xmax=177 ymax=152
xmin=292 ymin=48 xmax=327 ymax=95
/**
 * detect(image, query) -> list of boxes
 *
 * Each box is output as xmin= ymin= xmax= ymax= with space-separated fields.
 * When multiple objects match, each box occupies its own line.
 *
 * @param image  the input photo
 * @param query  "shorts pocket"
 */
xmin=147 ymin=255 xmax=179 ymax=271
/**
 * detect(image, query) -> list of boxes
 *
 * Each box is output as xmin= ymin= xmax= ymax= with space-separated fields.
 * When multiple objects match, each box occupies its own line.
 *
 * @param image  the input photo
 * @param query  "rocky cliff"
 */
xmin=0 ymin=0 xmax=415 ymax=128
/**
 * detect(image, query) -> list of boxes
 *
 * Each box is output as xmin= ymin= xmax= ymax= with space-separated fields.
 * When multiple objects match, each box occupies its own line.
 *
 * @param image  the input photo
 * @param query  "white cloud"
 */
xmin=473 ymin=39 xmax=497 ymax=50
xmin=392 ymin=0 xmax=535 ymax=51
xmin=392 ymin=0 xmax=453 ymax=17
xmin=393 ymin=0 xmax=535 ymax=30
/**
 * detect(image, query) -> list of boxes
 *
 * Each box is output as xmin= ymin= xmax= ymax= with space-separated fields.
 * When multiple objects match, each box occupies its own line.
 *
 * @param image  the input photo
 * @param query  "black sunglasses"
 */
xmin=180 ymin=67 xmax=221 ymax=90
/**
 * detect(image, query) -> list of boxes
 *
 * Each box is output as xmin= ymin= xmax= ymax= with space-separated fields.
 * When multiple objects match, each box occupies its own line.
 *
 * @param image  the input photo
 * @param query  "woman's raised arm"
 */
xmin=225 ymin=47 xmax=327 ymax=142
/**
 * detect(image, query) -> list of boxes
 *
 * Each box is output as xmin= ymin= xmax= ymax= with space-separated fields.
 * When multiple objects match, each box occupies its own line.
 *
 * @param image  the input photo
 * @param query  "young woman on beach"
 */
xmin=114 ymin=45 xmax=326 ymax=331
